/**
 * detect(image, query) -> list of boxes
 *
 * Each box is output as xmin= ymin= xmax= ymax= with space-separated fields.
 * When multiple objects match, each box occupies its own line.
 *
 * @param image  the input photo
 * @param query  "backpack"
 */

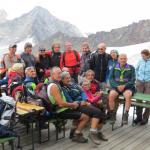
xmin=62 ymin=50 xmax=80 ymax=68
xmin=37 ymin=81 xmax=61 ymax=112
xmin=0 ymin=96 xmax=15 ymax=127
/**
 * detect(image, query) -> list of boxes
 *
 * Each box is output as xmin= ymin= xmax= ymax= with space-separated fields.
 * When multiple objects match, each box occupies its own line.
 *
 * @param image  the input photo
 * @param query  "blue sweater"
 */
xmin=136 ymin=58 xmax=150 ymax=82
xmin=62 ymin=83 xmax=87 ymax=103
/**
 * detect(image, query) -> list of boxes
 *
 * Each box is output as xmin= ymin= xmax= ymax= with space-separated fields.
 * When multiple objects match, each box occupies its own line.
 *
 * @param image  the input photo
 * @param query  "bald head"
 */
xmin=97 ymin=42 xmax=106 ymax=54
xmin=65 ymin=41 xmax=72 ymax=51
xmin=118 ymin=54 xmax=128 ymax=66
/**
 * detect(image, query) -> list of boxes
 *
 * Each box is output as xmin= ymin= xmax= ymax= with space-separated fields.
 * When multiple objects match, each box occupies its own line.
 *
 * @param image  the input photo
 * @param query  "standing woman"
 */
xmin=134 ymin=49 xmax=150 ymax=125
xmin=106 ymin=50 xmax=119 ymax=85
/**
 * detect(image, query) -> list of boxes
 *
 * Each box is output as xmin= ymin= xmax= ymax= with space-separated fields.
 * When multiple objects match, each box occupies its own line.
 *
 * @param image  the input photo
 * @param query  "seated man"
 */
xmin=61 ymin=71 xmax=107 ymax=145
xmin=108 ymin=54 xmax=136 ymax=124
xmin=47 ymin=67 xmax=89 ymax=143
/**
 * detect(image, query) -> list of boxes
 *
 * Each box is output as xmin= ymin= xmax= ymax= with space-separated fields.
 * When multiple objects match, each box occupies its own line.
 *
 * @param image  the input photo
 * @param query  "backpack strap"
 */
xmin=62 ymin=50 xmax=80 ymax=67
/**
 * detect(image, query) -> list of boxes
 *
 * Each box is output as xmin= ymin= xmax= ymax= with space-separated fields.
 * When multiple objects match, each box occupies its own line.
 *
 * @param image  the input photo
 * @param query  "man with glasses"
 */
xmin=90 ymin=43 xmax=110 ymax=83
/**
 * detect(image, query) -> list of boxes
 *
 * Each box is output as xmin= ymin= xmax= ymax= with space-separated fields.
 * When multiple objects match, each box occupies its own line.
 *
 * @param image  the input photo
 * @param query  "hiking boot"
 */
xmin=97 ymin=132 xmax=108 ymax=141
xmin=72 ymin=133 xmax=88 ymax=143
xmin=69 ymin=128 xmax=75 ymax=139
xmin=89 ymin=131 xmax=101 ymax=145
xmin=140 ymin=119 xmax=148 ymax=125
xmin=133 ymin=118 xmax=142 ymax=125
xmin=123 ymin=112 xmax=129 ymax=125
xmin=109 ymin=111 xmax=116 ymax=124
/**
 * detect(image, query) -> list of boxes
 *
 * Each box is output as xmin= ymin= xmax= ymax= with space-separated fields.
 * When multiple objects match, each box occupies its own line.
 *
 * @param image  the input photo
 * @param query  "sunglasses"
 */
xmin=40 ymin=50 xmax=45 ymax=52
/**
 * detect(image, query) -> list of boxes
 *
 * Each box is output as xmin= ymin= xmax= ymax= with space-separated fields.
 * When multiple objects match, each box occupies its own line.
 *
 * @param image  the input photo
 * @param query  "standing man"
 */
xmin=21 ymin=42 xmax=37 ymax=68
xmin=60 ymin=42 xmax=80 ymax=83
xmin=80 ymin=42 xmax=91 ymax=76
xmin=90 ymin=43 xmax=110 ymax=83
xmin=134 ymin=49 xmax=150 ymax=125
xmin=108 ymin=54 xmax=136 ymax=124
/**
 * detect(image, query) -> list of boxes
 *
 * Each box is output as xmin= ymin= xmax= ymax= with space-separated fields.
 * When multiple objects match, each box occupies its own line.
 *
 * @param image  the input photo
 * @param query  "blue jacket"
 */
xmin=136 ymin=58 xmax=150 ymax=82
xmin=62 ymin=83 xmax=87 ymax=103
xmin=106 ymin=59 xmax=118 ymax=82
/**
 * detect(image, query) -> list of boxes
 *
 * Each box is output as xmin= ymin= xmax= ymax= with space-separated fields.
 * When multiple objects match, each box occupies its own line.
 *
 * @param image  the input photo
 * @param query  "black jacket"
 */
xmin=50 ymin=52 xmax=61 ymax=68
xmin=90 ymin=51 xmax=110 ymax=82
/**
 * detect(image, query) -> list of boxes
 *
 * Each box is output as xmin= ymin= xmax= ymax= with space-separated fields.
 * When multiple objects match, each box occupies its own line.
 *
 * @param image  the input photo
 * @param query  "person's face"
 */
xmin=25 ymin=47 xmax=32 ymax=54
xmin=18 ymin=68 xmax=24 ymax=77
xmin=9 ymin=46 xmax=17 ymax=54
xmin=82 ymin=82 xmax=90 ymax=90
xmin=53 ymin=68 xmax=62 ymax=81
xmin=85 ymin=72 xmax=94 ymax=81
xmin=141 ymin=54 xmax=149 ymax=61
xmin=118 ymin=55 xmax=127 ymax=66
xmin=82 ymin=46 xmax=90 ymax=53
xmin=53 ymin=44 xmax=60 ymax=53
xmin=110 ymin=52 xmax=118 ymax=60
xmin=65 ymin=43 xmax=72 ymax=51
xmin=62 ymin=74 xmax=71 ymax=85
xmin=28 ymin=69 xmax=37 ymax=78
xmin=40 ymin=49 xmax=46 ymax=55
xmin=98 ymin=46 xmax=106 ymax=54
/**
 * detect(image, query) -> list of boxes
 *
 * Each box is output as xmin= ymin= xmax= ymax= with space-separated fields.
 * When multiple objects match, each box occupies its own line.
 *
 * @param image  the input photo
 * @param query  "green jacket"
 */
xmin=109 ymin=63 xmax=135 ymax=88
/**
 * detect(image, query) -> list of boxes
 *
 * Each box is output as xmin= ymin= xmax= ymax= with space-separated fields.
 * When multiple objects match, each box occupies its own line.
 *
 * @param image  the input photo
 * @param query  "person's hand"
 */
xmin=117 ymin=85 xmax=125 ymax=92
xmin=80 ymin=101 xmax=87 ymax=106
xmin=72 ymin=102 xmax=79 ymax=109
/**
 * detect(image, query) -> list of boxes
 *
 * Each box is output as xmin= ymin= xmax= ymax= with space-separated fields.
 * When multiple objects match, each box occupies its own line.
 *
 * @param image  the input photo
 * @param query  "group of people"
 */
xmin=0 ymin=41 xmax=150 ymax=145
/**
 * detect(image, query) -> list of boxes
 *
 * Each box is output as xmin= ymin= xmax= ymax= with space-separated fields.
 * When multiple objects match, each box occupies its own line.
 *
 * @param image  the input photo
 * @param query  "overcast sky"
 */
xmin=0 ymin=0 xmax=150 ymax=33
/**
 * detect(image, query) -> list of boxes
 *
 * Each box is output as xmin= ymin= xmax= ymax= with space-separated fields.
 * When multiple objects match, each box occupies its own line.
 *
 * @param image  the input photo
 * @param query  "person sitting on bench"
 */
xmin=108 ymin=54 xmax=136 ymax=124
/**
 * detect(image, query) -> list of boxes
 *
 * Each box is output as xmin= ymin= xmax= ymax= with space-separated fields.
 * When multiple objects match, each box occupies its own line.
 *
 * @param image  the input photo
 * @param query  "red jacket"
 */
xmin=60 ymin=50 xmax=80 ymax=74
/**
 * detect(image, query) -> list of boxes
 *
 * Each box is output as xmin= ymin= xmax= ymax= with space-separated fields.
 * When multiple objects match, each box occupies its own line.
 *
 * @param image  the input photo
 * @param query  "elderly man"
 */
xmin=108 ymin=54 xmax=136 ymax=124
xmin=90 ymin=42 xmax=110 ymax=83
xmin=47 ymin=67 xmax=89 ymax=143
xmin=60 ymin=42 xmax=80 ymax=83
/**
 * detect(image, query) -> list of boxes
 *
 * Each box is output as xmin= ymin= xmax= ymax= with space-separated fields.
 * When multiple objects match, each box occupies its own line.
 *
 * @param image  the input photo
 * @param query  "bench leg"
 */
xmin=132 ymin=106 xmax=136 ymax=126
xmin=1 ymin=143 xmax=5 ymax=150
xmin=121 ymin=102 xmax=125 ymax=126
xmin=10 ymin=140 xmax=15 ymax=150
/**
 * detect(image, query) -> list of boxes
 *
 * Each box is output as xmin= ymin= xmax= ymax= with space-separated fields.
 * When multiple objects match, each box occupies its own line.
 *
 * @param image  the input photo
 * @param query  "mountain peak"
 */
xmin=28 ymin=6 xmax=52 ymax=18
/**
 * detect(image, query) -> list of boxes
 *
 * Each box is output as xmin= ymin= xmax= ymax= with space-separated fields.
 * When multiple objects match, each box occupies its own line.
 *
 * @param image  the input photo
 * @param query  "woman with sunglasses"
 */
xmin=36 ymin=47 xmax=51 ymax=81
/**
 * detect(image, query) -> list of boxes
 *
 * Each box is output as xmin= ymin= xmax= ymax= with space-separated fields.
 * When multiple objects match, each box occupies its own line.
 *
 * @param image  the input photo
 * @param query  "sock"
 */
xmin=90 ymin=128 xmax=97 ymax=133
xmin=75 ymin=130 xmax=81 ymax=134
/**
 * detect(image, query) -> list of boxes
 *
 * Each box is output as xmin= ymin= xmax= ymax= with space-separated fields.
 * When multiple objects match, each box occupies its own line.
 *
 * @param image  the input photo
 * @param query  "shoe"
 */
xmin=97 ymin=132 xmax=108 ymax=141
xmin=109 ymin=111 xmax=116 ymax=124
xmin=140 ymin=119 xmax=148 ymax=125
xmin=123 ymin=112 xmax=129 ymax=125
xmin=72 ymin=133 xmax=88 ymax=143
xmin=89 ymin=131 xmax=101 ymax=145
xmin=69 ymin=128 xmax=75 ymax=139
xmin=133 ymin=118 xmax=142 ymax=125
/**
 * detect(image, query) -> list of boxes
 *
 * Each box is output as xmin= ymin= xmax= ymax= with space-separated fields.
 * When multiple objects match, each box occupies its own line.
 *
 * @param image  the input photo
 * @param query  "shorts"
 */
xmin=56 ymin=109 xmax=82 ymax=120
xmin=78 ymin=105 xmax=106 ymax=122
xmin=111 ymin=86 xmax=136 ymax=96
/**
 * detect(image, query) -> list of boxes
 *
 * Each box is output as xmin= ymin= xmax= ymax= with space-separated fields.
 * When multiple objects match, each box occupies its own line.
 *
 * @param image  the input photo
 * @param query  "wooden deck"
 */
xmin=2 ymin=106 xmax=150 ymax=150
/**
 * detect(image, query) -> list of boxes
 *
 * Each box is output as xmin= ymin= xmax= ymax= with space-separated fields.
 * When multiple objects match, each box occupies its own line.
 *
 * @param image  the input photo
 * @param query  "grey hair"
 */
xmin=61 ymin=71 xmax=70 ymax=80
xmin=25 ymin=66 xmax=35 ymax=75
xmin=50 ymin=66 xmax=61 ymax=76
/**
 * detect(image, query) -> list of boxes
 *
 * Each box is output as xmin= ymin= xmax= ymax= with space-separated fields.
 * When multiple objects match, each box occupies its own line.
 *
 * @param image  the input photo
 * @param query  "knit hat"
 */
xmin=110 ymin=49 xmax=119 ymax=55
xmin=11 ymin=63 xmax=24 ymax=72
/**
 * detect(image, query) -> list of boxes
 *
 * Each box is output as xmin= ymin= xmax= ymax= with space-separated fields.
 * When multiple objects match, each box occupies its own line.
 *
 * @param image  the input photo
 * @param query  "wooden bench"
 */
xmin=0 ymin=137 xmax=16 ymax=150
xmin=103 ymin=91 xmax=150 ymax=130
